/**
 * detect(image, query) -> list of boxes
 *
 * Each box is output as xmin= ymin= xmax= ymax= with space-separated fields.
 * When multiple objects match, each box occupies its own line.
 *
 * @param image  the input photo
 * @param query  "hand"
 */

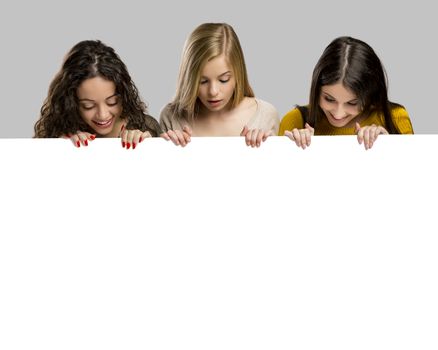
xmin=62 ymin=131 xmax=95 ymax=147
xmin=119 ymin=125 xmax=153 ymax=150
xmin=355 ymin=122 xmax=388 ymax=150
xmin=240 ymin=126 xmax=273 ymax=148
xmin=161 ymin=125 xmax=192 ymax=147
xmin=284 ymin=123 xmax=314 ymax=149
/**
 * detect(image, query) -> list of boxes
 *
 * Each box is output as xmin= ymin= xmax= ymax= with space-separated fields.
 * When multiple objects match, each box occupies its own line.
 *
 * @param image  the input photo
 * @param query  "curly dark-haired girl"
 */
xmin=34 ymin=40 xmax=162 ymax=149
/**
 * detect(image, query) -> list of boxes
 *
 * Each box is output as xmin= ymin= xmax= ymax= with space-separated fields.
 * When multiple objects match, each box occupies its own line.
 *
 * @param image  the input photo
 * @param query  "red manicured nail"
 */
xmin=126 ymin=143 xmax=131 ymax=149
xmin=76 ymin=141 xmax=80 ymax=147
xmin=122 ymin=141 xmax=125 ymax=148
xmin=139 ymin=137 xmax=143 ymax=143
xmin=133 ymin=143 xmax=136 ymax=149
xmin=84 ymin=140 xmax=88 ymax=146
xmin=90 ymin=135 xmax=96 ymax=140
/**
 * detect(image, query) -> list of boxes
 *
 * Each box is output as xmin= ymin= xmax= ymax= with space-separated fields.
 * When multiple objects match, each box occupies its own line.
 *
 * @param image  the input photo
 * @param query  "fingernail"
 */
xmin=127 ymin=143 xmax=131 ymax=149
xmin=84 ymin=140 xmax=88 ymax=146
xmin=139 ymin=137 xmax=143 ymax=143
xmin=76 ymin=141 xmax=80 ymax=147
xmin=90 ymin=135 xmax=96 ymax=140
xmin=133 ymin=143 xmax=136 ymax=149
xmin=122 ymin=141 xmax=125 ymax=148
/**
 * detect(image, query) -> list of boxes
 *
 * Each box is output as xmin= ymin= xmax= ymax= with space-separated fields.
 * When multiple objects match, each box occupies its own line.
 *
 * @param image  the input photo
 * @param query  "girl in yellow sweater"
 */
xmin=279 ymin=36 xmax=413 ymax=150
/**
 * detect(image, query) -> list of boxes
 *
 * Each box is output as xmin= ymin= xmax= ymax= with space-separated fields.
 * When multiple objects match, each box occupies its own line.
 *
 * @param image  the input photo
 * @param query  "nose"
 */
xmin=332 ymin=105 xmax=348 ymax=119
xmin=97 ymin=104 xmax=111 ymax=120
xmin=208 ymin=82 xmax=219 ymax=97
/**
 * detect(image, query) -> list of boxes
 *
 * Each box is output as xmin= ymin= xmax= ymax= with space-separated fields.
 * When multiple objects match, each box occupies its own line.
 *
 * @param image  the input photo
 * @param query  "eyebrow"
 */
xmin=201 ymin=71 xmax=232 ymax=79
xmin=321 ymin=91 xmax=358 ymax=103
xmin=78 ymin=93 xmax=119 ymax=102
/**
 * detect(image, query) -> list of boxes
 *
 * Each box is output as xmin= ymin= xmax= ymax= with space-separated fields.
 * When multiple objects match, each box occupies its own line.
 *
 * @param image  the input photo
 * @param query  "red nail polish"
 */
xmin=127 ymin=143 xmax=131 ymax=149
xmin=133 ymin=143 xmax=136 ymax=149
xmin=139 ymin=137 xmax=143 ymax=143
xmin=122 ymin=141 xmax=125 ymax=148
xmin=84 ymin=140 xmax=88 ymax=146
xmin=90 ymin=135 xmax=96 ymax=140
xmin=76 ymin=141 xmax=80 ymax=147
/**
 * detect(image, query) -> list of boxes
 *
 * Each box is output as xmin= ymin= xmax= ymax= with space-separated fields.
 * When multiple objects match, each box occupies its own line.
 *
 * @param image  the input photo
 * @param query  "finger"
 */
xmin=292 ymin=128 xmax=302 ymax=148
xmin=284 ymin=130 xmax=295 ymax=141
xmin=363 ymin=127 xmax=373 ymax=150
xmin=240 ymin=125 xmax=249 ymax=137
xmin=120 ymin=129 xmax=128 ymax=148
xmin=131 ymin=130 xmax=143 ymax=150
xmin=244 ymin=129 xmax=251 ymax=146
xmin=298 ymin=129 xmax=310 ymax=149
xmin=118 ymin=123 xmax=126 ymax=137
xmin=305 ymin=123 xmax=315 ymax=136
xmin=368 ymin=126 xmax=384 ymax=150
xmin=303 ymin=128 xmax=312 ymax=147
xmin=70 ymin=134 xmax=81 ymax=148
xmin=355 ymin=122 xmax=361 ymax=134
xmin=174 ymin=130 xmax=188 ymax=147
xmin=182 ymin=125 xmax=193 ymax=137
xmin=356 ymin=123 xmax=364 ymax=145
xmin=250 ymin=129 xmax=259 ymax=147
xmin=245 ymin=129 xmax=256 ymax=147
xmin=166 ymin=130 xmax=181 ymax=146
xmin=77 ymin=132 xmax=89 ymax=146
xmin=160 ymin=132 xmax=170 ymax=141
xmin=139 ymin=131 xmax=152 ymax=143
xmin=125 ymin=130 xmax=137 ymax=149
xmin=182 ymin=131 xmax=191 ymax=145
xmin=257 ymin=130 xmax=267 ymax=146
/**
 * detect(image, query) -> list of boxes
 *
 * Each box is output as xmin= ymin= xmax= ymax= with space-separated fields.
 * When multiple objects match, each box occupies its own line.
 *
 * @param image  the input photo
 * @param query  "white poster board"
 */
xmin=0 ymin=136 xmax=437 ymax=349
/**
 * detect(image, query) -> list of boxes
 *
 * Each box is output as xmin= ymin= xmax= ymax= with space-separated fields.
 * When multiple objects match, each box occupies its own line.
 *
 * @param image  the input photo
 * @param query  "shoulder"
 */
xmin=159 ymin=103 xmax=186 ymax=132
xmin=390 ymin=104 xmax=409 ymax=118
xmin=279 ymin=106 xmax=305 ymax=135
xmin=255 ymin=98 xmax=278 ymax=118
xmin=245 ymin=98 xmax=279 ymax=133
xmin=390 ymin=104 xmax=414 ymax=134
xmin=159 ymin=103 xmax=173 ymax=120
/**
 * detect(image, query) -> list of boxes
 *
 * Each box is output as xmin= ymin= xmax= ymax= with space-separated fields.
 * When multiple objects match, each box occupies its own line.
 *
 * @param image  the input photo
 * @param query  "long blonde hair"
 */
xmin=169 ymin=22 xmax=254 ymax=122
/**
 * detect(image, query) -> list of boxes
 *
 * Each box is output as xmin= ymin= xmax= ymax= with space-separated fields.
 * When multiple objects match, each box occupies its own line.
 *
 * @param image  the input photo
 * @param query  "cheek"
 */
xmin=113 ymin=104 xmax=122 ymax=117
xmin=319 ymin=99 xmax=330 ymax=111
xmin=197 ymin=86 xmax=206 ymax=98
xmin=348 ymin=106 xmax=360 ymax=117
xmin=79 ymin=109 xmax=94 ymax=122
xmin=225 ymin=82 xmax=236 ymax=98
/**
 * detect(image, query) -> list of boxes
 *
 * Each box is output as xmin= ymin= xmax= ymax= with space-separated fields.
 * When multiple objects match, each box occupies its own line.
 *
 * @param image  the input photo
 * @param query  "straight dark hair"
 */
xmin=306 ymin=36 xmax=399 ymax=134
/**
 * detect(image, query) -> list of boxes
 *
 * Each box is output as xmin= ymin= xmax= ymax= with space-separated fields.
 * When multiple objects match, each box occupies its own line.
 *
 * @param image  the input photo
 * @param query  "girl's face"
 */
xmin=319 ymin=82 xmax=361 ymax=128
xmin=76 ymin=76 xmax=123 ymax=136
xmin=197 ymin=54 xmax=236 ymax=113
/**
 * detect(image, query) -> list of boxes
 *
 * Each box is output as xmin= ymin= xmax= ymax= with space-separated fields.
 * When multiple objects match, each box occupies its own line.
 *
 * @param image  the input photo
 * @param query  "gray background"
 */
xmin=0 ymin=0 xmax=436 ymax=137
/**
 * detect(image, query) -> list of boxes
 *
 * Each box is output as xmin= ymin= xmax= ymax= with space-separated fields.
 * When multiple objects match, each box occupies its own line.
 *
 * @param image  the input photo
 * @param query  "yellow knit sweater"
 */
xmin=279 ymin=105 xmax=414 ymax=136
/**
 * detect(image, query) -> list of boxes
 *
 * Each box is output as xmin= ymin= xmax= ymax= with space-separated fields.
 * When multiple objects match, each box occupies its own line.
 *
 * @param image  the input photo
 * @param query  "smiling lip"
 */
xmin=329 ymin=112 xmax=348 ymax=121
xmin=92 ymin=117 xmax=114 ymax=128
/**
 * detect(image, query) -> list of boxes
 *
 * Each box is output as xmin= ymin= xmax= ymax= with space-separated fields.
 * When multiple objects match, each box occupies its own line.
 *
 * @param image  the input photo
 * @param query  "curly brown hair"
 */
xmin=34 ymin=40 xmax=162 ymax=137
